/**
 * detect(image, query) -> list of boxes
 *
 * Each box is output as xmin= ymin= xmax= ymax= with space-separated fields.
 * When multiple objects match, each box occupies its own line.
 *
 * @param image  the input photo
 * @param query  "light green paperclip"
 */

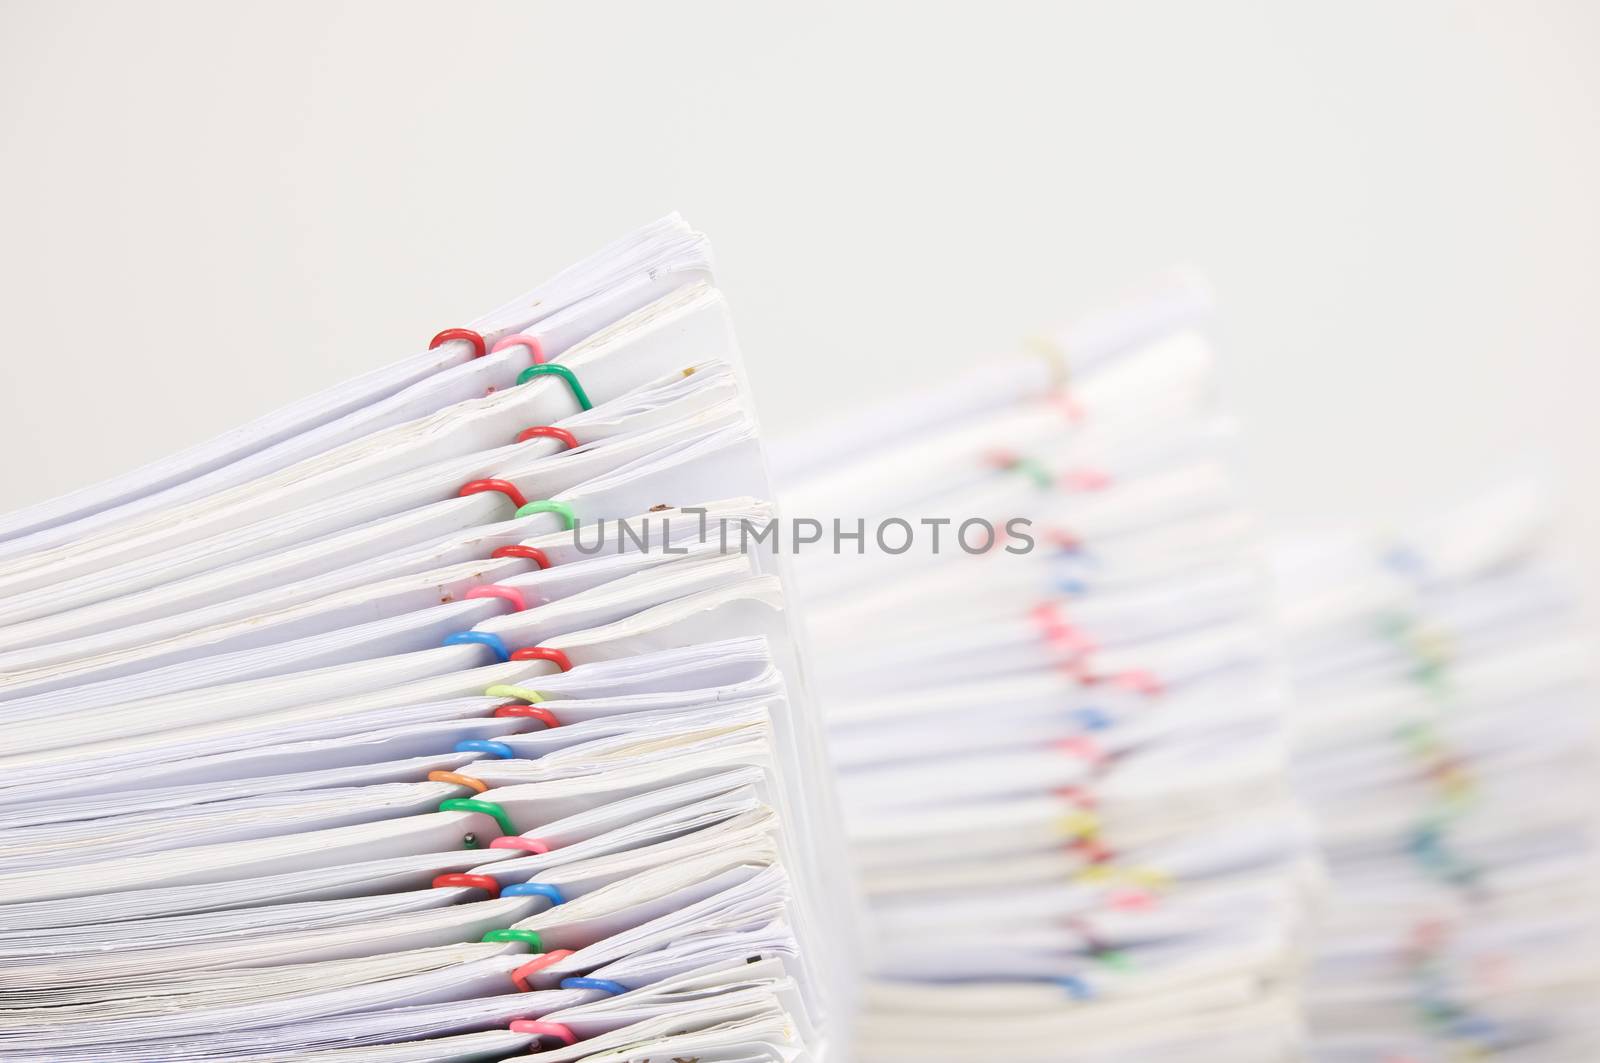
xmin=514 ymin=500 xmax=576 ymax=528
xmin=486 ymin=684 xmax=546 ymax=704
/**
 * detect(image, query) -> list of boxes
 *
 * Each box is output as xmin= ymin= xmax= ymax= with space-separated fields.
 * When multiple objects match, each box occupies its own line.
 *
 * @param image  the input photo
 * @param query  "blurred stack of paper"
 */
xmin=1276 ymin=484 xmax=1600 ymax=1061
xmin=774 ymin=279 xmax=1315 ymax=1061
xmin=0 ymin=216 xmax=853 ymax=1062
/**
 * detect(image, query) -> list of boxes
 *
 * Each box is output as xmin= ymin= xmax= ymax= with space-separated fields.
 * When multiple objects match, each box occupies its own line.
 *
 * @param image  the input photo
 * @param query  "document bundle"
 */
xmin=1276 ymin=485 xmax=1600 ymax=1061
xmin=0 ymin=216 xmax=852 ymax=1062
xmin=10 ymin=213 xmax=1596 ymax=1063
xmin=773 ymin=279 xmax=1316 ymax=1061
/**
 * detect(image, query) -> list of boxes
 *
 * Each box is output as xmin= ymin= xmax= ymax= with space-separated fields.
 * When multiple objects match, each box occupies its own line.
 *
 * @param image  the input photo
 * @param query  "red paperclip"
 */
xmin=431 ymin=873 xmax=501 ymax=898
xmin=510 ymin=647 xmax=573 ymax=671
xmin=509 ymin=1019 xmax=576 ymax=1045
xmin=515 ymin=426 xmax=580 ymax=450
xmin=459 ymin=479 xmax=529 ymax=511
xmin=492 ymin=544 xmax=552 ymax=570
xmin=1034 ymin=604 xmax=1098 ymax=656
xmin=511 ymin=949 xmax=575 ymax=992
xmin=1055 ymin=784 xmax=1097 ymax=809
xmin=1047 ymin=528 xmax=1085 ymax=553
xmin=430 ymin=328 xmax=487 ymax=359
xmin=494 ymin=703 xmax=560 ymax=729
xmin=1071 ymin=835 xmax=1115 ymax=864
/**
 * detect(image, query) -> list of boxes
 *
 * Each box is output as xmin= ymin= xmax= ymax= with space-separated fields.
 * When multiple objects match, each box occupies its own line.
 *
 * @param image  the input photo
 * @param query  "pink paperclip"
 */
xmin=491 ymin=333 xmax=546 ymax=364
xmin=464 ymin=585 xmax=529 ymax=613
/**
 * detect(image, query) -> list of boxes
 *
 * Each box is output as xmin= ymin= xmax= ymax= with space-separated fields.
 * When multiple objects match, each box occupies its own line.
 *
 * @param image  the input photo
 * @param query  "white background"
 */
xmin=2 ymin=1 xmax=1597 ymax=599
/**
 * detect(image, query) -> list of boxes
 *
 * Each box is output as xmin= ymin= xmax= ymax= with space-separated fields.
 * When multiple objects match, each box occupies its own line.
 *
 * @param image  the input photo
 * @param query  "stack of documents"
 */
xmin=774 ymin=279 xmax=1315 ymax=1061
xmin=0 ymin=216 xmax=851 ymax=1062
xmin=1276 ymin=485 xmax=1600 ymax=1061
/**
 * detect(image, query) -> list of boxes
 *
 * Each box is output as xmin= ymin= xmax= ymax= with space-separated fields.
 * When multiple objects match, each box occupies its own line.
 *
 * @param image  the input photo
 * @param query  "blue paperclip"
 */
xmin=503 ymin=882 xmax=566 ymax=905
xmin=454 ymin=739 xmax=515 ymax=759
xmin=1056 ymin=975 xmax=1093 ymax=1000
xmin=560 ymin=977 xmax=627 ymax=995
xmin=1073 ymin=707 xmax=1112 ymax=731
xmin=1383 ymin=544 xmax=1428 ymax=580
xmin=442 ymin=630 xmax=511 ymax=662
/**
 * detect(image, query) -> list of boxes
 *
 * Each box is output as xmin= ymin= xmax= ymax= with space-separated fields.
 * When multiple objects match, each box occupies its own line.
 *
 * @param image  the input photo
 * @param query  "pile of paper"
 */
xmin=1276 ymin=484 xmax=1600 ymax=1061
xmin=0 ymin=217 xmax=850 ymax=1062
xmin=774 ymin=280 xmax=1315 ymax=1061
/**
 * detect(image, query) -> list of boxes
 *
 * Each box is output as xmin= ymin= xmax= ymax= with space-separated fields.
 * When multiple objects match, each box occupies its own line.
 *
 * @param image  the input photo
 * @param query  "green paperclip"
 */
xmin=517 ymin=364 xmax=593 ymax=409
xmin=486 ymin=684 xmax=546 ymax=703
xmin=439 ymin=798 xmax=515 ymax=838
xmin=514 ymin=500 xmax=576 ymax=527
xmin=482 ymin=928 xmax=544 ymax=951
xmin=1010 ymin=457 xmax=1054 ymax=489
xmin=1095 ymin=949 xmax=1132 ymax=972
